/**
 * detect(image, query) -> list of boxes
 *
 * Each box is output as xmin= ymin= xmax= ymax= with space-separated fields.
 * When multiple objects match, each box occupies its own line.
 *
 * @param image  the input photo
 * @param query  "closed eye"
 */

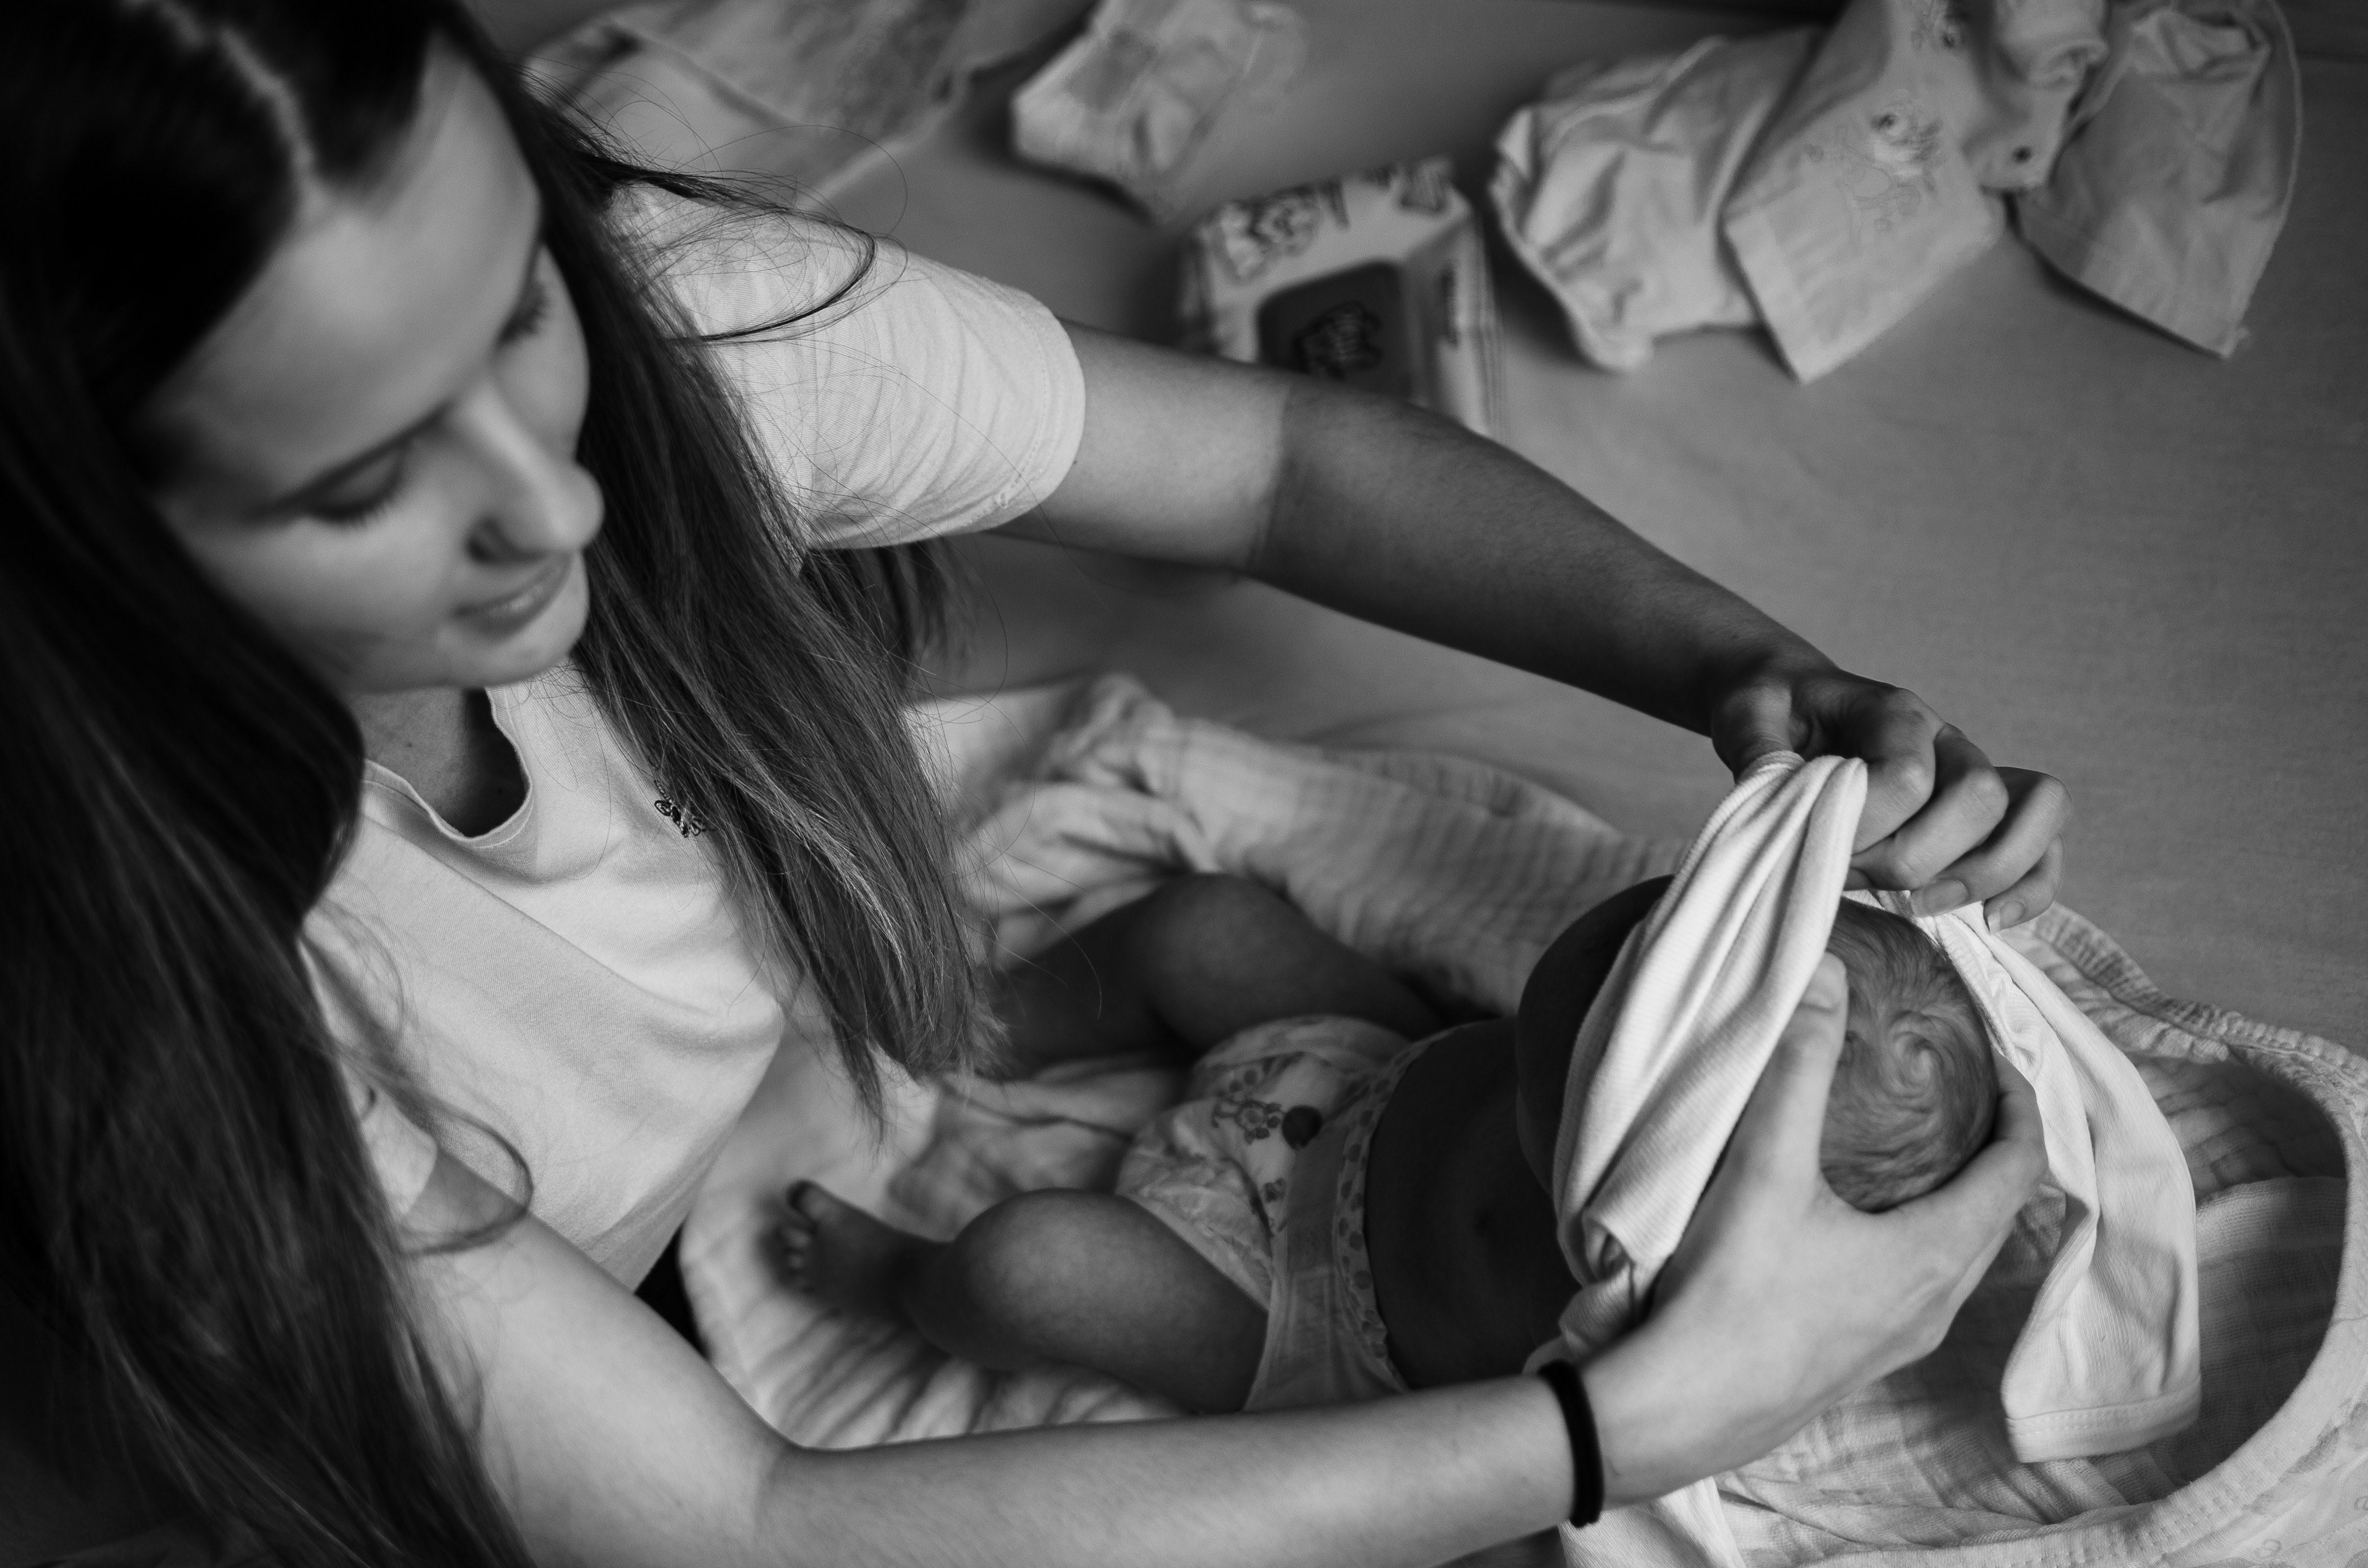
xmin=500 ymin=267 xmax=551 ymax=347
xmin=304 ymin=258 xmax=546 ymax=527
xmin=308 ymin=444 xmax=412 ymax=527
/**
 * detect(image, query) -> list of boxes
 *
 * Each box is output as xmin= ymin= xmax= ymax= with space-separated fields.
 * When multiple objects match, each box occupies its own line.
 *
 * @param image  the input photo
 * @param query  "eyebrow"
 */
xmin=260 ymin=237 xmax=547 ymax=518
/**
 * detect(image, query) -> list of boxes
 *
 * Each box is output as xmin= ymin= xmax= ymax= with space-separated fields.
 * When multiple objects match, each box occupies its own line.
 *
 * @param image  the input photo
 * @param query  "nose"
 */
xmin=453 ymin=376 xmax=603 ymax=563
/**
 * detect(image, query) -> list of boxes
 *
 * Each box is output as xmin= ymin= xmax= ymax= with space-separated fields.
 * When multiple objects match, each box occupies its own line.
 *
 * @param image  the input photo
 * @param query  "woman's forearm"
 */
xmin=1253 ymin=378 xmax=1829 ymax=735
xmin=1032 ymin=327 xmax=1830 ymax=739
xmin=770 ymin=1379 xmax=1573 ymax=1568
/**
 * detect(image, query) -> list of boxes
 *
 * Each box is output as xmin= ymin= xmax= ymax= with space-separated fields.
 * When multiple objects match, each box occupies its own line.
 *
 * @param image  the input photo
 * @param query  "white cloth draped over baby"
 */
xmin=1540 ymin=751 xmax=2201 ymax=1567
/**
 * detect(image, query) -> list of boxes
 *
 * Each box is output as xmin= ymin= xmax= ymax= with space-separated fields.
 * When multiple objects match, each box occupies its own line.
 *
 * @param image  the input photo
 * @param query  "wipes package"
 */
xmin=1179 ymin=159 xmax=1502 ymax=436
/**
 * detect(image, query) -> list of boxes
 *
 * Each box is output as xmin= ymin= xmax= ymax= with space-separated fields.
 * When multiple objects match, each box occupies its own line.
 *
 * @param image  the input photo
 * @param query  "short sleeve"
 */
xmin=613 ymin=185 xmax=1088 ymax=550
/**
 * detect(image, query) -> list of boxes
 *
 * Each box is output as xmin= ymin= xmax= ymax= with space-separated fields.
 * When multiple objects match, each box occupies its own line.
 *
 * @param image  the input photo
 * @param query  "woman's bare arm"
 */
xmin=412 ymin=968 xmax=2042 ymax=1564
xmin=413 ymin=1152 xmax=1574 ymax=1567
xmin=1019 ymin=328 xmax=2069 ymax=930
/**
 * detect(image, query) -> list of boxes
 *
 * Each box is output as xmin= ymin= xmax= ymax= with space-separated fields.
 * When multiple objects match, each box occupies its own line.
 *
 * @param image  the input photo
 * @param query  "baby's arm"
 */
xmin=780 ymin=1183 xmax=1268 ymax=1413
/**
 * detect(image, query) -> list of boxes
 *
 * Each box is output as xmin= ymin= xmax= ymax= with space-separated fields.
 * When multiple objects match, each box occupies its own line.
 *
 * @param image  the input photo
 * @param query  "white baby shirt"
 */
xmin=327 ymin=185 xmax=1086 ymax=1283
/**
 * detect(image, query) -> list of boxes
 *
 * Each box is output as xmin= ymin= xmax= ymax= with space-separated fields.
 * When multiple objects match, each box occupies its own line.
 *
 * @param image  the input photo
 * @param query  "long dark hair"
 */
xmin=0 ymin=2 xmax=977 ymax=1561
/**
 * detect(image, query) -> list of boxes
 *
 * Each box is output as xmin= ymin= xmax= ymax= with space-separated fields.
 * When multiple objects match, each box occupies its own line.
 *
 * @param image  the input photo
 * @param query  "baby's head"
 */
xmin=1514 ymin=880 xmax=1997 ymax=1213
xmin=1817 ymin=901 xmax=1996 ymax=1211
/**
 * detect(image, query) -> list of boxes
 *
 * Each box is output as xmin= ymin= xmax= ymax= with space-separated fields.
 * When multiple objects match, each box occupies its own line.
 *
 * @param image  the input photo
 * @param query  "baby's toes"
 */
xmin=788 ymin=1179 xmax=857 ymax=1227
xmin=776 ymin=1189 xmax=819 ymax=1265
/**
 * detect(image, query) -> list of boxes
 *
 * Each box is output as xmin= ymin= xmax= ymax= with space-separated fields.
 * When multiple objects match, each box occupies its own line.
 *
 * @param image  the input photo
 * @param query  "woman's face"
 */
xmin=146 ymin=49 xmax=603 ymax=696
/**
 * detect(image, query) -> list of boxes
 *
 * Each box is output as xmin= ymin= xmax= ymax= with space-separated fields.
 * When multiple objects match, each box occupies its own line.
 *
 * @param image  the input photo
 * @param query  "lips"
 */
xmin=461 ymin=554 xmax=574 ymax=636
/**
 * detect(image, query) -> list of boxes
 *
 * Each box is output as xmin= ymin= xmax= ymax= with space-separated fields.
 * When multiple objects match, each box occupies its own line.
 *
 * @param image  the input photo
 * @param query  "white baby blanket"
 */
xmin=1544 ymin=751 xmax=2201 ymax=1567
xmin=1491 ymin=30 xmax=1818 ymax=374
xmin=952 ymin=673 xmax=1675 ymax=1008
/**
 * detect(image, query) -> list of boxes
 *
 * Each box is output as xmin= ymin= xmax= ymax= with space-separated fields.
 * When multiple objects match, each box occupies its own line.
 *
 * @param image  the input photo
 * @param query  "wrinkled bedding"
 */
xmin=681 ymin=676 xmax=2361 ymax=1564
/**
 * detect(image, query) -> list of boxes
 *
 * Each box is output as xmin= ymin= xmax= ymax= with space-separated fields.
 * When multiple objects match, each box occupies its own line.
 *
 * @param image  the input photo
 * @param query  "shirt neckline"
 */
xmin=361 ymin=684 xmax=536 ymax=851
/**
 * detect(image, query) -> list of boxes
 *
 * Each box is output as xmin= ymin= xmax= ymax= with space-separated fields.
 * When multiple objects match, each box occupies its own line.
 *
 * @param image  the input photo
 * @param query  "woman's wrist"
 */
xmin=1698 ymin=643 xmax=1833 ymax=731
xmin=1533 ymin=1360 xmax=1604 ymax=1526
xmin=1575 ymin=1323 xmax=1769 ymax=1508
xmin=1692 ymin=647 xmax=1852 ymax=778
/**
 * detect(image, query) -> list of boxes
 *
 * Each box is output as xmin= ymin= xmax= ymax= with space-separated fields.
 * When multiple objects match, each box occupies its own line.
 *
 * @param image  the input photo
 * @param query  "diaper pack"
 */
xmin=1177 ymin=159 xmax=1502 ymax=437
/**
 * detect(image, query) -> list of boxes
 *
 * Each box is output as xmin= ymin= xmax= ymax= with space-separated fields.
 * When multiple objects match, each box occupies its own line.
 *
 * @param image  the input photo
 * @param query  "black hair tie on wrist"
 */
xmin=1537 ymin=1359 xmax=1605 ymax=1528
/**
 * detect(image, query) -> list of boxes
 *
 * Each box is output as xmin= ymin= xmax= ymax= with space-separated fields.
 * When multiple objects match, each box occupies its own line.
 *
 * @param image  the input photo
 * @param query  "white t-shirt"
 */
xmin=319 ymin=186 xmax=1086 ymax=1284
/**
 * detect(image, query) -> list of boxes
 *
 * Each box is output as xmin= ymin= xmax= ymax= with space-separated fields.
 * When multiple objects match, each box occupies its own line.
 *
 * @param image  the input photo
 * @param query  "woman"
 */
xmin=0 ymin=2 xmax=2061 ymax=1563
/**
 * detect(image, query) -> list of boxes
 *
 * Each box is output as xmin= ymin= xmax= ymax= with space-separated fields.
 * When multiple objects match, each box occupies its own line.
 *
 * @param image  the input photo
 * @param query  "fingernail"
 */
xmin=1913 ymin=880 xmax=1969 ymax=916
xmin=1987 ymin=900 xmax=2024 ymax=932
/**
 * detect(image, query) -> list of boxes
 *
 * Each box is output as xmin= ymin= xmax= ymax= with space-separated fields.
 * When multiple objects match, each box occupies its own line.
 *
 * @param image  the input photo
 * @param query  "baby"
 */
xmin=782 ymin=874 xmax=1997 ymax=1413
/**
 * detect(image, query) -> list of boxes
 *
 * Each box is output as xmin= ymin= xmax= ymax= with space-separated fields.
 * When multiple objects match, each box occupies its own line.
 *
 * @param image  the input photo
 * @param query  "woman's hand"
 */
xmin=1579 ymin=955 xmax=2044 ymax=1504
xmin=1710 ymin=661 xmax=2071 ymax=929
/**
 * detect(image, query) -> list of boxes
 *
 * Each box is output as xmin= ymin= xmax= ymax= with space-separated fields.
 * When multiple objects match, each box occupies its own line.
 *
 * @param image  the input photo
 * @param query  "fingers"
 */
xmin=1977 ymin=836 xmax=2061 ymax=932
xmin=1883 ymin=1071 xmax=2045 ymax=1314
xmin=1983 ymin=1066 xmax=2046 ymax=1177
xmin=1733 ymin=666 xmax=2070 ymax=920
xmin=1853 ymin=726 xmax=2008 ymax=898
xmin=1711 ymin=678 xmax=1804 ymax=778
xmin=1884 ymin=765 xmax=2069 ymax=920
xmin=1838 ymin=693 xmax=1947 ymax=851
xmin=1723 ymin=955 xmax=1850 ymax=1186
xmin=1973 ymin=779 xmax=2069 ymax=928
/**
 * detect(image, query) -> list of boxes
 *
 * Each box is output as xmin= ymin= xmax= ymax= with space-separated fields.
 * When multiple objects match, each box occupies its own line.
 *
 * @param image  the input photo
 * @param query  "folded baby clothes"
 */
xmin=2017 ymin=0 xmax=2301 ymax=356
xmin=1011 ymin=0 xmax=1308 ymax=220
xmin=1721 ymin=0 xmax=2107 ymax=380
xmin=533 ymin=0 xmax=1090 ymax=198
xmin=1538 ymin=752 xmax=2200 ymax=1567
xmin=1495 ymin=0 xmax=2117 ymax=379
xmin=1491 ymin=31 xmax=1817 ymax=374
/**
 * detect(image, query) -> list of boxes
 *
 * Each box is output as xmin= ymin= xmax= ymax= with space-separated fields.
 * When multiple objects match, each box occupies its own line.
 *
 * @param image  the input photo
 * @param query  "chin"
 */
xmin=498 ymin=569 xmax=593 ymax=683
xmin=450 ymin=562 xmax=593 ymax=690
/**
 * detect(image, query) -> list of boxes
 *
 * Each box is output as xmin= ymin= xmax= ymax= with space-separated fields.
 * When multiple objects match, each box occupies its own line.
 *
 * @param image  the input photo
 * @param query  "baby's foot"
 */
xmin=778 ymin=1182 xmax=934 ymax=1322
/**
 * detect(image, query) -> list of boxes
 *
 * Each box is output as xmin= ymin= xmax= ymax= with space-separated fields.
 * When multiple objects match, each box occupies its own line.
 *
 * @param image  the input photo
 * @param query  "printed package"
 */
xmin=1178 ymin=158 xmax=1502 ymax=437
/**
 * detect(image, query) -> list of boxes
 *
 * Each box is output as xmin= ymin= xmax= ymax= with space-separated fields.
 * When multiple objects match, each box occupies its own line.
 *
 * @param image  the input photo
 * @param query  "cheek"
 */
xmin=180 ymin=512 xmax=464 ymax=685
xmin=511 ymin=271 xmax=593 ymax=458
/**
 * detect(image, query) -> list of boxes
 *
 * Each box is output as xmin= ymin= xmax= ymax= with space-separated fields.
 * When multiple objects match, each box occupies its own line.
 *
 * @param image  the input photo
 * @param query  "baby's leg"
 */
xmin=997 ymin=874 xmax=1441 ymax=1073
xmin=780 ymin=1183 xmax=1267 ymax=1413
xmin=1130 ymin=874 xmax=1442 ymax=1047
